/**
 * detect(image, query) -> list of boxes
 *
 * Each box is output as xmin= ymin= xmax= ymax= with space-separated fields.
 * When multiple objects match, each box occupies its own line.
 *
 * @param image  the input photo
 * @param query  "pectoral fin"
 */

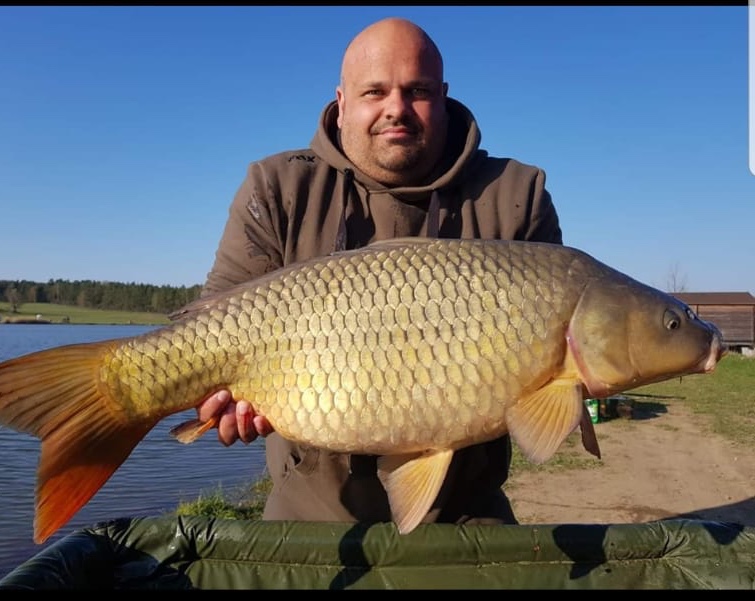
xmin=377 ymin=449 xmax=453 ymax=534
xmin=506 ymin=380 xmax=584 ymax=464
xmin=580 ymin=403 xmax=602 ymax=459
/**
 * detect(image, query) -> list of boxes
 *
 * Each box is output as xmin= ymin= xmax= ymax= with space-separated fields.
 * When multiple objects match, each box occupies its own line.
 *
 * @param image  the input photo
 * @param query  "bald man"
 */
xmin=195 ymin=17 xmax=562 ymax=528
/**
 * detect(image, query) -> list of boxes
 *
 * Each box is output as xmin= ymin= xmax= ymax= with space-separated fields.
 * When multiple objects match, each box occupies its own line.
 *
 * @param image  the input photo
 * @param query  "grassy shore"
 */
xmin=0 ymin=302 xmax=170 ymax=325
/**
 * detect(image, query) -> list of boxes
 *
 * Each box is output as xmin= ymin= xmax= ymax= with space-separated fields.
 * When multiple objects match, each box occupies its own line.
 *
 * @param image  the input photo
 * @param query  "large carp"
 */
xmin=0 ymin=238 xmax=724 ymax=544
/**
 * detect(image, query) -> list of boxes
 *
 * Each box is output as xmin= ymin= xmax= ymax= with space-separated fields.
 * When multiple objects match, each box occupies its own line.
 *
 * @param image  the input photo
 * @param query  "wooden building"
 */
xmin=671 ymin=292 xmax=755 ymax=353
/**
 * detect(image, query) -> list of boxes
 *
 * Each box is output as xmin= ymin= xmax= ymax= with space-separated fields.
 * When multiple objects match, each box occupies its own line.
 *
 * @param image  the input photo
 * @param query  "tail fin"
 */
xmin=0 ymin=341 xmax=158 ymax=544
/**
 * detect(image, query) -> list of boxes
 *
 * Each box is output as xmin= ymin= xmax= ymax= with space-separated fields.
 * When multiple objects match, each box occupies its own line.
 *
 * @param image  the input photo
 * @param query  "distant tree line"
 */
xmin=0 ymin=279 xmax=203 ymax=314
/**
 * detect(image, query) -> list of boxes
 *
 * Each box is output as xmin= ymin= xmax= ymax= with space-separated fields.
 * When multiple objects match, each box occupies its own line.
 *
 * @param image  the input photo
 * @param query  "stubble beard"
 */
xmin=373 ymin=139 xmax=425 ymax=174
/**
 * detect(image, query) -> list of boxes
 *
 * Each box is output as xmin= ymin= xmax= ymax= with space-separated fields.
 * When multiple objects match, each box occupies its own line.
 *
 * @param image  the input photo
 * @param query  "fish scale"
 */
xmin=0 ymin=237 xmax=725 ymax=542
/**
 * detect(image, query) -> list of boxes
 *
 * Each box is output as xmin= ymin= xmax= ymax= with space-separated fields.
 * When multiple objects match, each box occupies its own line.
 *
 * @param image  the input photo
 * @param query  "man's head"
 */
xmin=336 ymin=18 xmax=449 ymax=187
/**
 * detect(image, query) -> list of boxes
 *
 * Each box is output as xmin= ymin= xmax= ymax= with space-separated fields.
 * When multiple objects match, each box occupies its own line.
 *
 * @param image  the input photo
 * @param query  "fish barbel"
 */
xmin=0 ymin=238 xmax=725 ymax=543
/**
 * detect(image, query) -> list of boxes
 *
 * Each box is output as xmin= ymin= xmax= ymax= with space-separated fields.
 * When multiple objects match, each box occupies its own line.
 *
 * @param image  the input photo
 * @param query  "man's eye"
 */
xmin=412 ymin=88 xmax=431 ymax=98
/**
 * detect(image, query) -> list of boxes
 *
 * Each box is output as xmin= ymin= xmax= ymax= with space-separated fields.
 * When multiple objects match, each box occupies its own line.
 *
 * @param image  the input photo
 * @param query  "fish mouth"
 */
xmin=702 ymin=332 xmax=727 ymax=373
xmin=675 ymin=326 xmax=725 ymax=378
xmin=694 ymin=317 xmax=726 ymax=374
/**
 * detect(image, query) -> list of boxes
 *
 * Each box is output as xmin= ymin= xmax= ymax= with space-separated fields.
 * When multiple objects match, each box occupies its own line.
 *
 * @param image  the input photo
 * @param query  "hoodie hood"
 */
xmin=310 ymin=97 xmax=486 ymax=201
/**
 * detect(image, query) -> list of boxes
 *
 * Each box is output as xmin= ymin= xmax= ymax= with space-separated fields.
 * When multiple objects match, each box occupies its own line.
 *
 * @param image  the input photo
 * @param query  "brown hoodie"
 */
xmin=203 ymin=97 xmax=562 ymax=526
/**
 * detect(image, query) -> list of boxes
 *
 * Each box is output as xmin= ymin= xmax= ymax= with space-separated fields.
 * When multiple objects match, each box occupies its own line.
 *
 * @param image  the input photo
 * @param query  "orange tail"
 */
xmin=0 ymin=341 xmax=159 ymax=544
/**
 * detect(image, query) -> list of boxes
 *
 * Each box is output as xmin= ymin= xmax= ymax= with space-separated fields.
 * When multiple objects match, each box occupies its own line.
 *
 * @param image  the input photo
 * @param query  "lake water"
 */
xmin=0 ymin=324 xmax=267 ymax=579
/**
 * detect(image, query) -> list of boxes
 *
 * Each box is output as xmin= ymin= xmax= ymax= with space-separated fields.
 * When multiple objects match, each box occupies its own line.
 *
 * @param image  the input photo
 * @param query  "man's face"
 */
xmin=336 ymin=43 xmax=448 ymax=187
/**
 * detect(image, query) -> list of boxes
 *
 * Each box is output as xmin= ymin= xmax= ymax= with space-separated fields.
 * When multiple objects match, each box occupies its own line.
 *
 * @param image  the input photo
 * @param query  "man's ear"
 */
xmin=336 ymin=86 xmax=345 ymax=128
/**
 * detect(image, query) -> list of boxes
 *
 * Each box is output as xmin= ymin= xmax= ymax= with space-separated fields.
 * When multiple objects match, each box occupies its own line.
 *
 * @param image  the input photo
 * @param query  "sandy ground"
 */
xmin=506 ymin=398 xmax=755 ymax=526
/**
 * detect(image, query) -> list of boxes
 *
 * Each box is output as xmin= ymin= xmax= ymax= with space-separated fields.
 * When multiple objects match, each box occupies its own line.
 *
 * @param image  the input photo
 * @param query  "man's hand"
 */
xmin=198 ymin=389 xmax=274 ymax=446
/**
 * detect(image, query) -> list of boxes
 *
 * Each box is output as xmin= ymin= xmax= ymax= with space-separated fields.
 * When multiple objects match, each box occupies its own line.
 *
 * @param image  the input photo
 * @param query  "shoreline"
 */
xmin=0 ymin=319 xmax=53 ymax=325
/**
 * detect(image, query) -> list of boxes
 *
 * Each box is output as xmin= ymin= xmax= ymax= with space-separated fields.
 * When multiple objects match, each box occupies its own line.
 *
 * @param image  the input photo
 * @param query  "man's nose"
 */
xmin=383 ymin=89 xmax=412 ymax=120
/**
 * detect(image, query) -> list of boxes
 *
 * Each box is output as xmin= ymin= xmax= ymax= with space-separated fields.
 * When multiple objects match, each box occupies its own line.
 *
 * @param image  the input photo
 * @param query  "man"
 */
xmin=195 ymin=17 xmax=562 ymax=526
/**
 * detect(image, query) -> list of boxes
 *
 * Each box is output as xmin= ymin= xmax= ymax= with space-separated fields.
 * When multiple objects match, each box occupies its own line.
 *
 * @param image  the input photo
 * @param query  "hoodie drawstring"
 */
xmin=335 ymin=168 xmax=353 ymax=252
xmin=427 ymin=189 xmax=440 ymax=239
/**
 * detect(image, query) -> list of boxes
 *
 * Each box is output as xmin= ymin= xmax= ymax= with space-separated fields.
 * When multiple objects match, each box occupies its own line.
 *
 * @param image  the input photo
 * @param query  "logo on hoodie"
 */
xmin=287 ymin=153 xmax=316 ymax=163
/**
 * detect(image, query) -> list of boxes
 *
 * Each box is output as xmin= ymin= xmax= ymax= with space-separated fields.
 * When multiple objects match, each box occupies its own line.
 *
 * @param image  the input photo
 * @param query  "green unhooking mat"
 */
xmin=1 ymin=516 xmax=754 ymax=589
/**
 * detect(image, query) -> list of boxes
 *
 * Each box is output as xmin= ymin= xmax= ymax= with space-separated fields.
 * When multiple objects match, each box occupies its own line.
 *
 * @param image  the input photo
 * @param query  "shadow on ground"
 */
xmin=669 ymin=497 xmax=755 ymax=527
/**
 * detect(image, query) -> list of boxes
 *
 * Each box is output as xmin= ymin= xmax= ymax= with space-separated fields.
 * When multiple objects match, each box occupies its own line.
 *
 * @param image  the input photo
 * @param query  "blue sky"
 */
xmin=1 ymin=6 xmax=752 ymax=293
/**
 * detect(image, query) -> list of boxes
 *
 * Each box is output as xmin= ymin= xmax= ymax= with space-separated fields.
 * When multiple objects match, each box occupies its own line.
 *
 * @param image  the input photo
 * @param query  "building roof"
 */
xmin=672 ymin=292 xmax=755 ymax=305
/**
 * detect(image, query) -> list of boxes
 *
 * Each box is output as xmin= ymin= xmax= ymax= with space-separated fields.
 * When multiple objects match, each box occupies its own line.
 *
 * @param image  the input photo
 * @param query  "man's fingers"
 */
xmin=195 ymin=391 xmax=271 ymax=446
xmin=235 ymin=403 xmax=275 ymax=443
xmin=197 ymin=389 xmax=232 ymax=422
xmin=237 ymin=401 xmax=257 ymax=444
xmin=217 ymin=402 xmax=241 ymax=446
xmin=253 ymin=415 xmax=275 ymax=437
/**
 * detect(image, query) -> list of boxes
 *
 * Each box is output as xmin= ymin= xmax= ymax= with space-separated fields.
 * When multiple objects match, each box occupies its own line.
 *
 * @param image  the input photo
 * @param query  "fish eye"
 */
xmin=664 ymin=309 xmax=681 ymax=331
